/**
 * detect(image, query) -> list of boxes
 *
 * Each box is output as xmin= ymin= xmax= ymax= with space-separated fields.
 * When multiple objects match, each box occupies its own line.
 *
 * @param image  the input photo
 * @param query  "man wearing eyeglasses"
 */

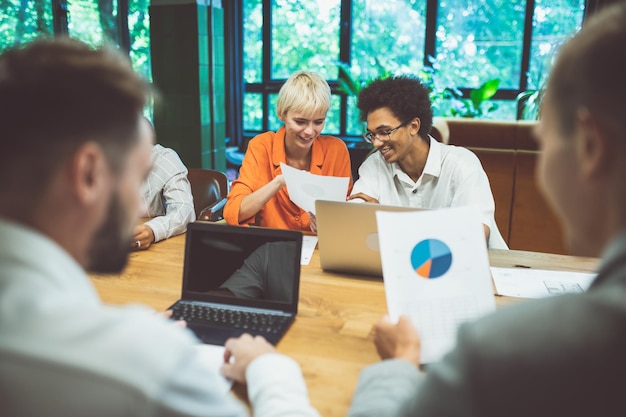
xmin=347 ymin=76 xmax=507 ymax=249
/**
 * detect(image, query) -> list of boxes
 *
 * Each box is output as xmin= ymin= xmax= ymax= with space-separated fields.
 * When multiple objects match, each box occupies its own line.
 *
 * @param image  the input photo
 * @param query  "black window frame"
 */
xmin=49 ymin=0 xmax=131 ymax=50
xmin=36 ymin=0 xmax=619 ymax=151
xmin=238 ymin=0 xmax=609 ymax=147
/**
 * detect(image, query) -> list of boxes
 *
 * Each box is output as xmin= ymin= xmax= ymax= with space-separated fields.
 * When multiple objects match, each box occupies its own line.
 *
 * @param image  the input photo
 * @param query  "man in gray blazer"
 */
xmin=347 ymin=4 xmax=626 ymax=417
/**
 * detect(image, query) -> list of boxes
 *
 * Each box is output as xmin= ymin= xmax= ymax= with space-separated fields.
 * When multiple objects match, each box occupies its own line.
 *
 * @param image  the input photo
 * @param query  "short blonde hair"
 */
xmin=276 ymin=71 xmax=331 ymax=121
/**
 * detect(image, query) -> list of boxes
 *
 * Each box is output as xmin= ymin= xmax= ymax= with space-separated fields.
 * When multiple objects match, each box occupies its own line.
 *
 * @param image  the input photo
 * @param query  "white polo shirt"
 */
xmin=351 ymin=137 xmax=508 ymax=249
xmin=0 ymin=219 xmax=321 ymax=417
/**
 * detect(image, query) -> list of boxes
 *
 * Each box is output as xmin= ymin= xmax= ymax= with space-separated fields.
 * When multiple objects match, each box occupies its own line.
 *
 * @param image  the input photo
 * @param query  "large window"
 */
xmin=0 ymin=0 xmax=600 ymax=147
xmin=243 ymin=0 xmax=586 ymax=138
xmin=0 ymin=0 xmax=151 ymax=81
xmin=0 ymin=1 xmax=54 ymax=51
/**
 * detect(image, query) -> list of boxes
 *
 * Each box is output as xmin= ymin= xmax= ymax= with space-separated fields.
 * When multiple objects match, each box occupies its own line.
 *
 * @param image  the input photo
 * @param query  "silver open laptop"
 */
xmin=315 ymin=200 xmax=420 ymax=277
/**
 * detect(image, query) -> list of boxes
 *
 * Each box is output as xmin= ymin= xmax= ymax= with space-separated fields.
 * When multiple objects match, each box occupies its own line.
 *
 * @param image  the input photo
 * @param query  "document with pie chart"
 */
xmin=280 ymin=162 xmax=350 ymax=214
xmin=376 ymin=206 xmax=496 ymax=364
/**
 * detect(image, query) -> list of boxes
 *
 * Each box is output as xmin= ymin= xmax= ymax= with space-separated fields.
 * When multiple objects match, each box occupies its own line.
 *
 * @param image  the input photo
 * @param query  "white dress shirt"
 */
xmin=142 ymin=144 xmax=196 ymax=242
xmin=351 ymin=137 xmax=508 ymax=249
xmin=0 ymin=219 xmax=320 ymax=417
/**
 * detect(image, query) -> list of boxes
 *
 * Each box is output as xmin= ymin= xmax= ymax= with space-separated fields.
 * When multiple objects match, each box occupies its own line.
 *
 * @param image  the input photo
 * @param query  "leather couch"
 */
xmin=445 ymin=118 xmax=566 ymax=254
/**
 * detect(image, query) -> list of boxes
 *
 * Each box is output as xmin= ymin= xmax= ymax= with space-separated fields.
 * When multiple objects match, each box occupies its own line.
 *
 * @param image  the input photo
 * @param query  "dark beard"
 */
xmin=86 ymin=193 xmax=132 ymax=274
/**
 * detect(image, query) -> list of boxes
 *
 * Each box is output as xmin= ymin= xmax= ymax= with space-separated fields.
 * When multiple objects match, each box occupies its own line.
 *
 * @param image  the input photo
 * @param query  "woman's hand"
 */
xmin=308 ymin=212 xmax=317 ymax=234
xmin=238 ymin=175 xmax=287 ymax=223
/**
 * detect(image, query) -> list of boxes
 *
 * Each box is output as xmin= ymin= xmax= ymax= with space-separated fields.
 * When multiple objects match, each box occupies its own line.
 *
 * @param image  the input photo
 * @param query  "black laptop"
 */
xmin=169 ymin=222 xmax=303 ymax=345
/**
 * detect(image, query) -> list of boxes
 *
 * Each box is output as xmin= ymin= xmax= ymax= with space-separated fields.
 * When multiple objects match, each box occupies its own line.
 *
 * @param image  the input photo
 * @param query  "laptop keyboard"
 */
xmin=171 ymin=303 xmax=290 ymax=334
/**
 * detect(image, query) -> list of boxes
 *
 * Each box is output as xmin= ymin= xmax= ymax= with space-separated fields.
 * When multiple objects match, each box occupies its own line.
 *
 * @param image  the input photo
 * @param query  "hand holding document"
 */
xmin=280 ymin=162 xmax=349 ymax=214
xmin=376 ymin=206 xmax=496 ymax=364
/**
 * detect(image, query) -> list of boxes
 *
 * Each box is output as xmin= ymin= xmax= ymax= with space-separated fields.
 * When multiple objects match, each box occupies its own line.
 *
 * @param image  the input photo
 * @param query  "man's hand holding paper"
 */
xmin=373 ymin=315 xmax=422 ymax=366
xmin=376 ymin=206 xmax=496 ymax=364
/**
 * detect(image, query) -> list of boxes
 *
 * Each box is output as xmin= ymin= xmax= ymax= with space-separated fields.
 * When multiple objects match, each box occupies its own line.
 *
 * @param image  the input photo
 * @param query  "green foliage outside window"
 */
xmin=271 ymin=0 xmax=340 ymax=80
xmin=449 ymin=78 xmax=501 ymax=118
xmin=1 ymin=0 xmax=151 ymax=82
xmin=243 ymin=0 xmax=262 ymax=84
xmin=350 ymin=0 xmax=427 ymax=82
xmin=0 ymin=0 xmax=53 ymax=52
xmin=128 ymin=0 xmax=151 ymax=82
xmin=243 ymin=0 xmax=585 ymax=135
xmin=0 ymin=0 xmax=586 ymax=137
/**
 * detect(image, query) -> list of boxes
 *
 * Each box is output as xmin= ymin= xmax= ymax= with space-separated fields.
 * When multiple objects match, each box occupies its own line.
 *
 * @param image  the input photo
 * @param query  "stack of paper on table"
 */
xmin=491 ymin=267 xmax=596 ymax=298
xmin=300 ymin=235 xmax=318 ymax=265
xmin=376 ymin=206 xmax=496 ymax=364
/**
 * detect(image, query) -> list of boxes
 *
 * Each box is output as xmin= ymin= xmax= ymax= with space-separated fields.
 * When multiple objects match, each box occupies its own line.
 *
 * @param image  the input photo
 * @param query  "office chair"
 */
xmin=187 ymin=168 xmax=229 ymax=222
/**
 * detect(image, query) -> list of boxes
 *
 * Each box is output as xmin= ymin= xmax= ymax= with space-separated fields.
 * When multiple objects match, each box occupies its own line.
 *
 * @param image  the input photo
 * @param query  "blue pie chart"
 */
xmin=410 ymin=239 xmax=452 ymax=279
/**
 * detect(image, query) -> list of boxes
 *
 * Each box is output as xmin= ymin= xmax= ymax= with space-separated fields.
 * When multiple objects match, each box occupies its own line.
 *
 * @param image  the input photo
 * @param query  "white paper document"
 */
xmin=491 ymin=267 xmax=596 ymax=299
xmin=280 ymin=162 xmax=350 ymax=214
xmin=301 ymin=235 xmax=318 ymax=265
xmin=376 ymin=206 xmax=496 ymax=364
xmin=194 ymin=344 xmax=233 ymax=394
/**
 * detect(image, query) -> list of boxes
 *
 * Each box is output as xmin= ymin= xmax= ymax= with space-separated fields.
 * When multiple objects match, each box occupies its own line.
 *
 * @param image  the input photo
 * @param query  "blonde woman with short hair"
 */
xmin=224 ymin=71 xmax=353 ymax=233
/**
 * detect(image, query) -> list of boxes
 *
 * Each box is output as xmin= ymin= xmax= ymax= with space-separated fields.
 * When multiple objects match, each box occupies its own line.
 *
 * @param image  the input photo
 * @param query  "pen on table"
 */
xmin=514 ymin=264 xmax=531 ymax=268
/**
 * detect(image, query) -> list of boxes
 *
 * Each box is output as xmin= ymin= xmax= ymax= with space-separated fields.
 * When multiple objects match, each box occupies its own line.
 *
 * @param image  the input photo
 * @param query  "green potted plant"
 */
xmin=448 ymin=78 xmax=501 ymax=118
xmin=516 ymin=70 xmax=546 ymax=120
xmin=336 ymin=60 xmax=391 ymax=98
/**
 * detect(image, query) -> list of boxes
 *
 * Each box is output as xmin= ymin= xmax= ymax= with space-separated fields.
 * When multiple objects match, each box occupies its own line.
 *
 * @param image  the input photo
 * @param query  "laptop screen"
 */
xmin=181 ymin=222 xmax=303 ymax=313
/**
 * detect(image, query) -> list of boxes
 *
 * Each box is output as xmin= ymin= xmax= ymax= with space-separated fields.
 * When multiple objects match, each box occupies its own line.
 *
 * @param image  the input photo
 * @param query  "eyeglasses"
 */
xmin=362 ymin=121 xmax=407 ymax=144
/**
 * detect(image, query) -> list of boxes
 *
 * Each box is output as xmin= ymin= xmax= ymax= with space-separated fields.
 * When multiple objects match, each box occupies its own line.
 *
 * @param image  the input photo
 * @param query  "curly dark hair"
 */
xmin=357 ymin=75 xmax=433 ymax=137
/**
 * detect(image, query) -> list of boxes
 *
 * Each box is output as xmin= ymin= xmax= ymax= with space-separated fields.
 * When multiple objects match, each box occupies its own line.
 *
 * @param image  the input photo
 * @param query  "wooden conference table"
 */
xmin=89 ymin=232 xmax=599 ymax=417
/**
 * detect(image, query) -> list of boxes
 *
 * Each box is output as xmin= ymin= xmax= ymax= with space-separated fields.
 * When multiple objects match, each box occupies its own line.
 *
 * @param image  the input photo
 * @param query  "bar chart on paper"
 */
xmin=410 ymin=239 xmax=453 ymax=279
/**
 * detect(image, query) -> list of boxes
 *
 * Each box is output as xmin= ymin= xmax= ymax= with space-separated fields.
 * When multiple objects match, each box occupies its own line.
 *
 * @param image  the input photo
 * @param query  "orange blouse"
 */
xmin=224 ymin=127 xmax=353 ymax=231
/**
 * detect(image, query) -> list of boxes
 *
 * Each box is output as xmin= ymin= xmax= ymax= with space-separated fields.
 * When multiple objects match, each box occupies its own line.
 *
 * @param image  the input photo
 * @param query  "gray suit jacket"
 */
xmin=348 ymin=230 xmax=626 ymax=417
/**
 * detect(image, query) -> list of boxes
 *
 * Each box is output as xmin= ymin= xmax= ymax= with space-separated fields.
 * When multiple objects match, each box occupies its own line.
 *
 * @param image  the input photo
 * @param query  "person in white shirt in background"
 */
xmin=348 ymin=75 xmax=507 ymax=249
xmin=0 ymin=37 xmax=319 ymax=417
xmin=133 ymin=133 xmax=196 ymax=250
